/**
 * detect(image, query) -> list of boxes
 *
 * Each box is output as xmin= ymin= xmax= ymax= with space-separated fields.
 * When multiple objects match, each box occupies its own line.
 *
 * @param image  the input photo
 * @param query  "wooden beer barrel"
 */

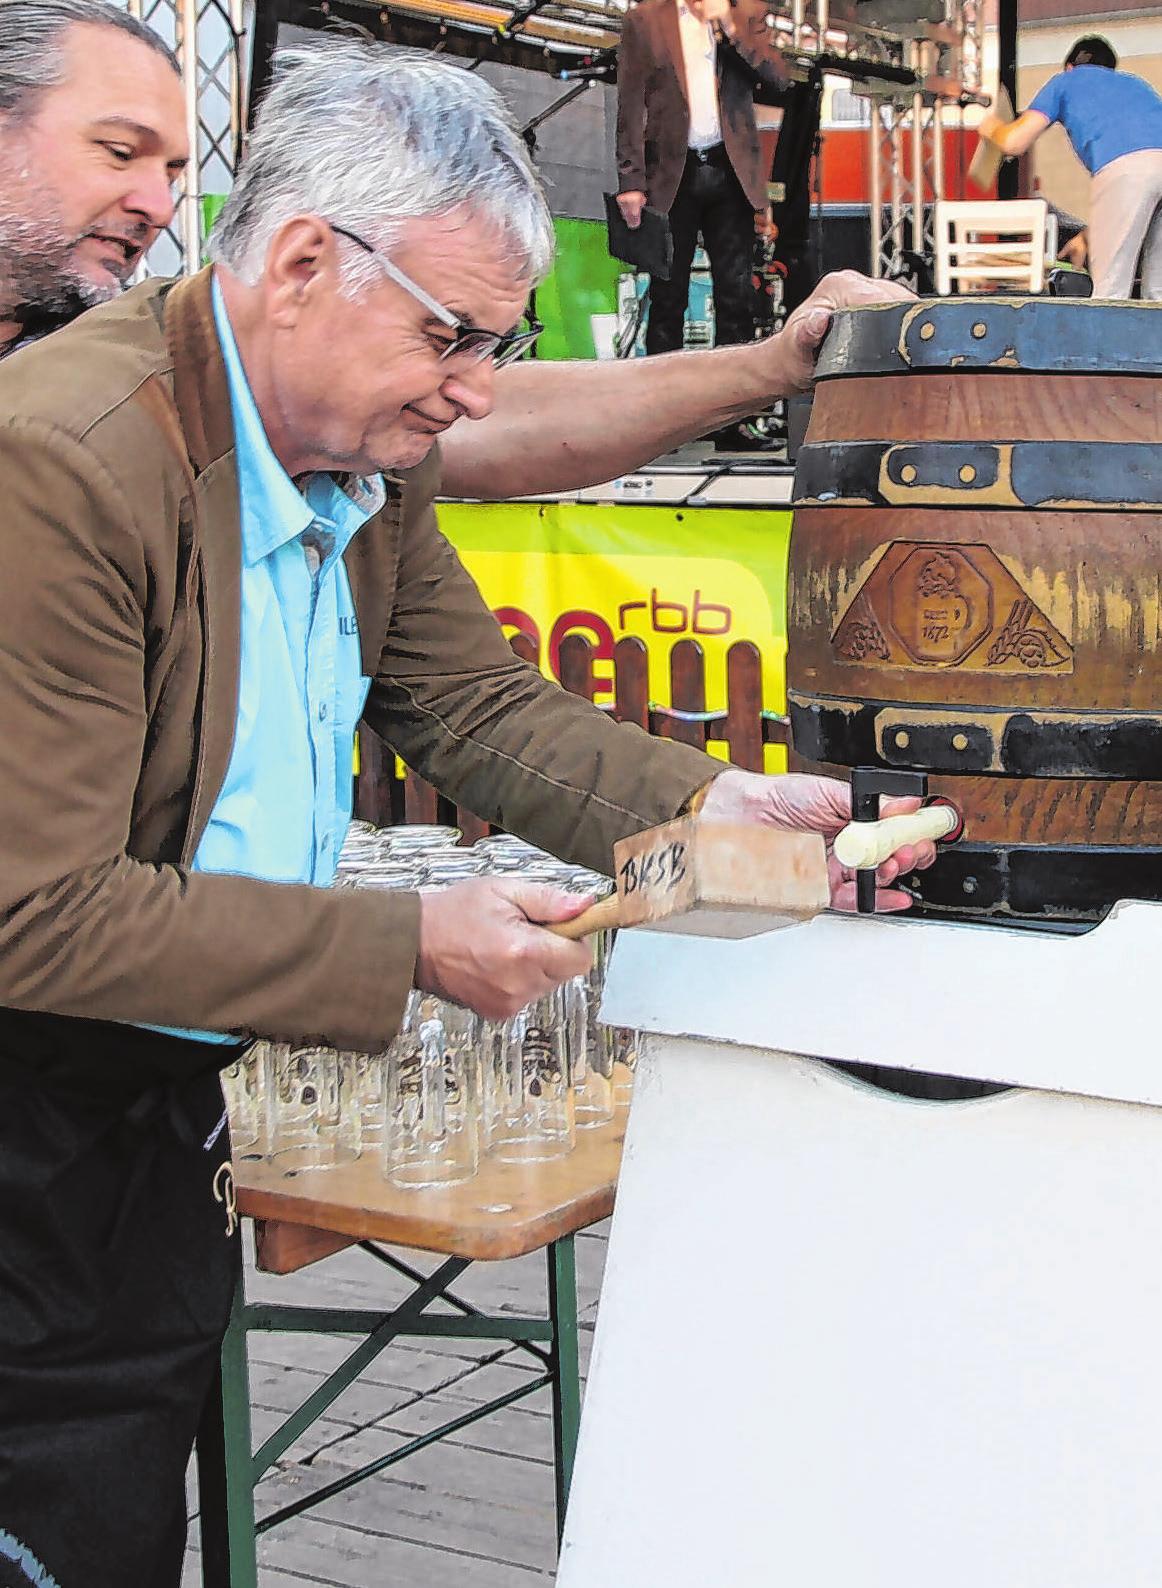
xmin=788 ymin=296 xmax=1162 ymax=923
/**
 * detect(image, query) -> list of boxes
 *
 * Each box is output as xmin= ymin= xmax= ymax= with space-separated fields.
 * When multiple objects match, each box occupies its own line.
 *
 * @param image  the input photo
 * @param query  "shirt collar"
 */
xmin=211 ymin=276 xmax=386 ymax=568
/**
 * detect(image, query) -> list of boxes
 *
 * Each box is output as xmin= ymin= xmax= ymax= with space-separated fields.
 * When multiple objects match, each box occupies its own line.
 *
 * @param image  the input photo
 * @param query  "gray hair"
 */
xmin=208 ymin=37 xmax=555 ymax=291
xmin=0 ymin=0 xmax=178 ymax=119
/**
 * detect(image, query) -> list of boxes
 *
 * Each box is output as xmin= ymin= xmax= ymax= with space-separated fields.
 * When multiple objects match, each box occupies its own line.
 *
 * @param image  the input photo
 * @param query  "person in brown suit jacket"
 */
xmin=0 ymin=33 xmax=926 ymax=1586
xmin=616 ymin=0 xmax=787 ymax=356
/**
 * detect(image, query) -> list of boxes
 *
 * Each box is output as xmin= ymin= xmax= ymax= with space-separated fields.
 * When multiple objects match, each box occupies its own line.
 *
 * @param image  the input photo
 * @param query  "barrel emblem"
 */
xmin=833 ymin=542 xmax=1072 ymax=673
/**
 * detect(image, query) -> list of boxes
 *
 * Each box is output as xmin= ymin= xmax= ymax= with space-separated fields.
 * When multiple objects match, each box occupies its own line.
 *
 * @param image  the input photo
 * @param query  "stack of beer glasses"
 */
xmin=221 ymin=1038 xmax=362 ymax=1170
xmin=222 ymin=822 xmax=636 ymax=1185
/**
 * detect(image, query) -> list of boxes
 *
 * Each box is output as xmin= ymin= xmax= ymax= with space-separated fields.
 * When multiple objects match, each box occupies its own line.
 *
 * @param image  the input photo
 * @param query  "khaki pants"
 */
xmin=1090 ymin=146 xmax=1162 ymax=298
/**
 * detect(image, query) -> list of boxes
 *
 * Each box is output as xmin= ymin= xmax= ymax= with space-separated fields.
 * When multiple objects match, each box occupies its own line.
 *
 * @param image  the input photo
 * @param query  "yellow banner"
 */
xmin=438 ymin=501 xmax=793 ymax=772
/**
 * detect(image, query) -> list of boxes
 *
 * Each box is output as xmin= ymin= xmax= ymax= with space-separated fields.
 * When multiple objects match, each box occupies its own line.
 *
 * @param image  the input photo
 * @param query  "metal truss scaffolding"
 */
xmin=128 ymin=0 xmax=250 ymax=277
xmin=132 ymin=0 xmax=983 ymax=278
xmin=865 ymin=0 xmax=987 ymax=278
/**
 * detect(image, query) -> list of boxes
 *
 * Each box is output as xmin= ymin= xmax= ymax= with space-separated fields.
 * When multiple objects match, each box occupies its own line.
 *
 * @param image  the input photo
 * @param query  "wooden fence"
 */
xmin=354 ymin=633 xmax=789 ymax=839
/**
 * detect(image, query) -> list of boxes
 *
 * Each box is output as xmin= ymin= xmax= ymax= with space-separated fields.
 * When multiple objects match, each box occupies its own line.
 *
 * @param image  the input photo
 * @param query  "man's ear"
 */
xmin=264 ymin=215 xmax=338 ymax=327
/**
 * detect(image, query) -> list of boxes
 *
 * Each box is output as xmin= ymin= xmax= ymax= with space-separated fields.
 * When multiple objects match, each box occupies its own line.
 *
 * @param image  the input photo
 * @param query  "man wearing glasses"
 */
xmin=0 ymin=34 xmax=925 ymax=1584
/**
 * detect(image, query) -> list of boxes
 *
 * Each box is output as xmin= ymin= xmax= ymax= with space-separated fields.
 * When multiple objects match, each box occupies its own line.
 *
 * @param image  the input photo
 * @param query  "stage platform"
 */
xmin=510 ymin=439 xmax=797 ymax=508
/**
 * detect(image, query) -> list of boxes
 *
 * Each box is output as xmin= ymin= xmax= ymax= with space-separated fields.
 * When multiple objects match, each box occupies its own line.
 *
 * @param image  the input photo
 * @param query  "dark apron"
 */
xmin=0 ymin=1008 xmax=243 ymax=1588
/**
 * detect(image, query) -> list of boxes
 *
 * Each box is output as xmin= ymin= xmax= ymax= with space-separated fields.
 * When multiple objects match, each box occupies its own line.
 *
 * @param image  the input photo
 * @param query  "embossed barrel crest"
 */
xmin=788 ymin=296 xmax=1162 ymax=922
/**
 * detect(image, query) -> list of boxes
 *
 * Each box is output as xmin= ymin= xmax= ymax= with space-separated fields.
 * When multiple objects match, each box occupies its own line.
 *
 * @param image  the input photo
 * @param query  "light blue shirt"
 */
xmin=154 ymin=280 xmax=382 ymax=1042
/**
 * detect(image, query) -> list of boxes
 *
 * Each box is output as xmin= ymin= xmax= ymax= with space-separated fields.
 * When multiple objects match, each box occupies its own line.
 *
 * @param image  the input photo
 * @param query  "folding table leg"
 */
xmin=198 ymin=1277 xmax=259 ymax=1588
xmin=547 ymin=1233 xmax=581 ymax=1544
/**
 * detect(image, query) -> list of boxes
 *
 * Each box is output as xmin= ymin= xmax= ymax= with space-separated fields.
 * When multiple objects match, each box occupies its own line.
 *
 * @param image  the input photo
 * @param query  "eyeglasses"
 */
xmin=329 ymin=222 xmax=542 ymax=369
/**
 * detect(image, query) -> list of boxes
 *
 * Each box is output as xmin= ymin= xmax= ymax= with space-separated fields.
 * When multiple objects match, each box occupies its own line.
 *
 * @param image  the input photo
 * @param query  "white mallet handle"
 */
xmin=833 ymin=804 xmax=959 ymax=870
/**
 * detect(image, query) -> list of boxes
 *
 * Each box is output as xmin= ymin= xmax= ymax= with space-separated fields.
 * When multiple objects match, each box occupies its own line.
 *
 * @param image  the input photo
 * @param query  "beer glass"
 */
xmin=221 ymin=1040 xmax=267 ymax=1156
xmin=613 ymin=1026 xmax=639 ymax=1106
xmin=270 ymin=1044 xmax=359 ymax=1170
xmin=384 ymin=994 xmax=480 ymax=1188
xmin=571 ymin=961 xmax=616 ymax=1129
xmin=381 ymin=825 xmax=462 ymax=856
xmin=562 ymin=873 xmax=616 ymax=1128
xmin=344 ymin=1049 xmax=386 ymax=1150
xmin=486 ymin=985 xmax=575 ymax=1162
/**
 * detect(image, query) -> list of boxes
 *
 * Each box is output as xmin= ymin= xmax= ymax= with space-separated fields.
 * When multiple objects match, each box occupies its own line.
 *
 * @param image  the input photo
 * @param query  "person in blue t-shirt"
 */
xmin=978 ymin=35 xmax=1162 ymax=299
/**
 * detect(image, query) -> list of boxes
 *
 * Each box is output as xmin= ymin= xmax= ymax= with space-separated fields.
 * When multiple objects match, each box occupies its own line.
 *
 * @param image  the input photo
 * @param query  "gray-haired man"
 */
xmin=0 ymin=34 xmax=925 ymax=1585
xmin=0 ymin=0 xmax=187 ymax=356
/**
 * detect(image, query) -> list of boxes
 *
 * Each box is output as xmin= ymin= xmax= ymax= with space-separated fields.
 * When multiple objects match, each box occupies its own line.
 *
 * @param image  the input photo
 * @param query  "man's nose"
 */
xmin=440 ymin=356 xmax=497 ymax=422
xmin=121 ymin=163 xmax=179 ymax=233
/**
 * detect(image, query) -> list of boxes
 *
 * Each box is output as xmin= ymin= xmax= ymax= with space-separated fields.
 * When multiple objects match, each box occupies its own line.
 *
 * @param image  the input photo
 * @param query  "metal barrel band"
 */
xmin=906 ymin=841 xmax=1162 ymax=923
xmin=816 ymin=298 xmax=1162 ymax=379
xmin=793 ymin=440 xmax=1162 ymax=512
xmin=788 ymin=697 xmax=1162 ymax=779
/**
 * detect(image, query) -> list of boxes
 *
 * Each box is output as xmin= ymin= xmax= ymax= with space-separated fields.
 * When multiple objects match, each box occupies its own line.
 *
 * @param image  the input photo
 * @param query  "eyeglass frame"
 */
xmin=328 ymin=222 xmax=543 ymax=369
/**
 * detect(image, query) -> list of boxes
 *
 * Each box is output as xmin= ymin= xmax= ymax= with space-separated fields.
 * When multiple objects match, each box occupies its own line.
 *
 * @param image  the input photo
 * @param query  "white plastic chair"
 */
xmin=933 ymin=199 xmax=1056 ymax=295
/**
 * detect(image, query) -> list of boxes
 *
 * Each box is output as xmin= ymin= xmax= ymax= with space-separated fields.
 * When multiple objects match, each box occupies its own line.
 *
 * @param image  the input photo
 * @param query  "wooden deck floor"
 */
xmin=182 ymin=1221 xmax=609 ymax=1587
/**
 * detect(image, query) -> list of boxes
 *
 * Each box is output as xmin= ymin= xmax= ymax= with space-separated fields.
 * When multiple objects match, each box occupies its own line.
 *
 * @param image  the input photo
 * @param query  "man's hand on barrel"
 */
xmin=775 ymin=270 xmax=915 ymax=395
xmin=698 ymin=768 xmax=937 ymax=912
xmin=414 ymin=878 xmax=594 ymax=1018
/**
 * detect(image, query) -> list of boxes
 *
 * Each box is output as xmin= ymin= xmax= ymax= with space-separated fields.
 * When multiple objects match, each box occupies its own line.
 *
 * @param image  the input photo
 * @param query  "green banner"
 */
xmin=535 ymin=217 xmax=623 ymax=361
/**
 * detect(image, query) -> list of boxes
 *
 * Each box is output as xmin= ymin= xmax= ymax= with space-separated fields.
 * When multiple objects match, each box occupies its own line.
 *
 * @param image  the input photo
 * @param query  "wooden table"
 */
xmin=196 ymin=1114 xmax=626 ymax=1588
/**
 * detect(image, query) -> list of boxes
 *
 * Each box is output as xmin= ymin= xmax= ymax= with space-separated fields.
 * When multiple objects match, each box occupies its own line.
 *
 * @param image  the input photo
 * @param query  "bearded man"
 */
xmin=0 ymin=0 xmax=187 ymax=357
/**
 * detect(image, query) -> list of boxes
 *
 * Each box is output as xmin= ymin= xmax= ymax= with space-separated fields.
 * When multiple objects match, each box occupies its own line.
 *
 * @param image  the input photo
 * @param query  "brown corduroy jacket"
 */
xmin=0 ymin=268 xmax=716 ymax=1055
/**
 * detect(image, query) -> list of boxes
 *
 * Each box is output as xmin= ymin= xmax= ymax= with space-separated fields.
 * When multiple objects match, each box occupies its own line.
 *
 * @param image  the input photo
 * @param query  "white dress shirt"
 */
xmin=678 ymin=0 xmax=721 ymax=150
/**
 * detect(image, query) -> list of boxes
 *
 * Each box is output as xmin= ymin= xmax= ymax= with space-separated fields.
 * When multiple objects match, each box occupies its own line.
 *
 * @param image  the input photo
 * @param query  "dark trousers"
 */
xmin=0 ymin=1010 xmax=241 ymax=1588
xmin=646 ymin=144 xmax=758 ymax=355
